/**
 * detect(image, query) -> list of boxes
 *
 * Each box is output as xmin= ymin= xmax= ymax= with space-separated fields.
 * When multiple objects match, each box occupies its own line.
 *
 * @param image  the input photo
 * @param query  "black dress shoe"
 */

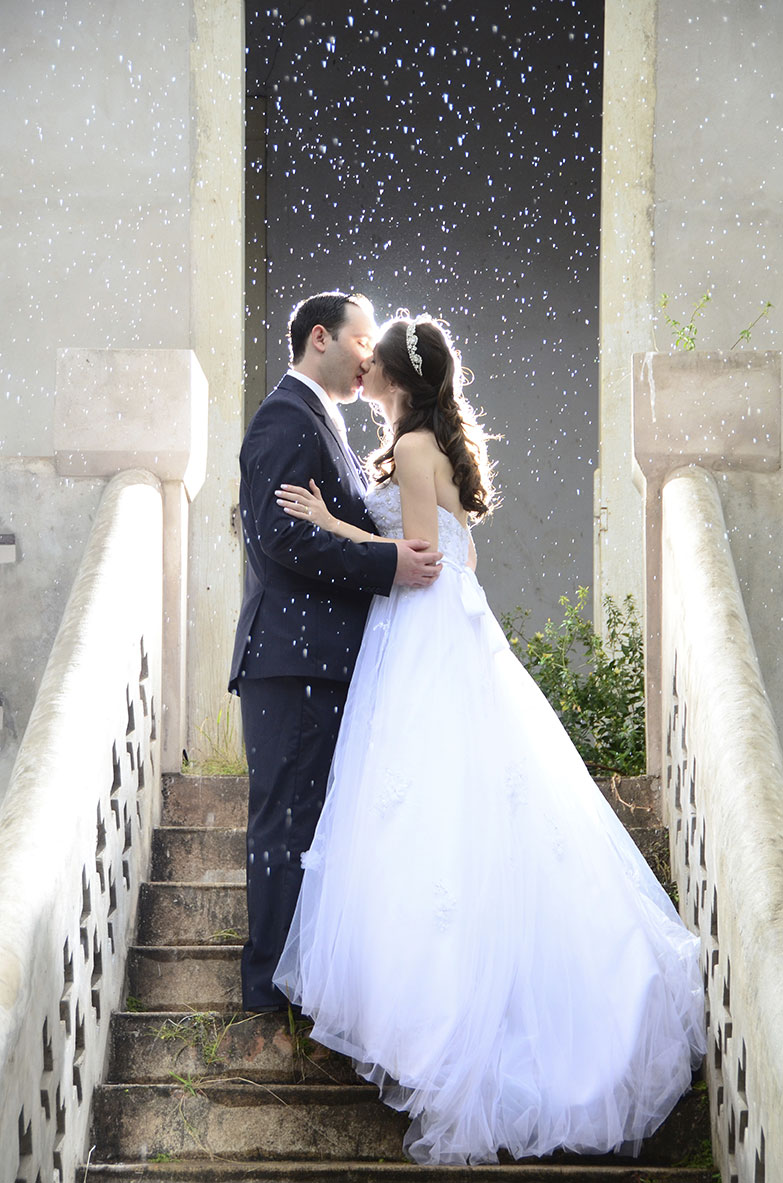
xmin=244 ymin=1002 xmax=303 ymax=1018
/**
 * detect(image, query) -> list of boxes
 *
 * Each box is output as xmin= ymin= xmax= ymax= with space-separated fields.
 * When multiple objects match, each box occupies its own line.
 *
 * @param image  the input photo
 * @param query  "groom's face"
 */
xmin=320 ymin=303 xmax=376 ymax=403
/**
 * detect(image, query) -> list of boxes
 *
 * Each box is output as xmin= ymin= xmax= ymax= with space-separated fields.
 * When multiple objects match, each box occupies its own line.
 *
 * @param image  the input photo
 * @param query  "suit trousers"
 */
xmin=238 ymin=675 xmax=349 ymax=1010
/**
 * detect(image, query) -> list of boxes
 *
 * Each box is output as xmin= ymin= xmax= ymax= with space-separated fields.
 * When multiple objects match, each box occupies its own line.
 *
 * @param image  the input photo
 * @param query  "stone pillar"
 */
xmin=187 ymin=0 xmax=245 ymax=761
xmin=632 ymin=349 xmax=781 ymax=773
xmin=594 ymin=0 xmax=656 ymax=628
xmin=53 ymin=348 xmax=208 ymax=773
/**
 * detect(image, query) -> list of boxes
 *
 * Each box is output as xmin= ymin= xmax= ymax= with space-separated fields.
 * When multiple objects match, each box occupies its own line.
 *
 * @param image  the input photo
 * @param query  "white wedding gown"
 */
xmin=274 ymin=482 xmax=705 ymax=1165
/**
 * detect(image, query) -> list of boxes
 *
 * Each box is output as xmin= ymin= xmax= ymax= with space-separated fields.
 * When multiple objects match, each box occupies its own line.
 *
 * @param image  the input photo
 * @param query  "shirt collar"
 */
xmin=287 ymin=368 xmax=347 ymax=438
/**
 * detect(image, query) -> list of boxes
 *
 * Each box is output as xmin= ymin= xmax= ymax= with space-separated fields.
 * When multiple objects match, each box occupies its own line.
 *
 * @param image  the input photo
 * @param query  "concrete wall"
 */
xmin=653 ymin=1 xmax=782 ymax=348
xmin=0 ymin=462 xmax=104 ymax=806
xmin=597 ymin=0 xmax=782 ymax=617
xmin=0 ymin=0 xmax=192 ymax=454
xmin=0 ymin=0 xmax=245 ymax=775
xmin=247 ymin=0 xmax=604 ymax=629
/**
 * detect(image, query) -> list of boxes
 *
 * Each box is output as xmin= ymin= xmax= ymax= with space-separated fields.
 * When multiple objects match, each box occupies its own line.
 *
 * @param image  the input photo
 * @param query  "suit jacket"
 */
xmin=229 ymin=374 xmax=397 ymax=688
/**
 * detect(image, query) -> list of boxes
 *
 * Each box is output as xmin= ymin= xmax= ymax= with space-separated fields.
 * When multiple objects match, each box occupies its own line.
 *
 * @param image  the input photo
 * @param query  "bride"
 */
xmin=272 ymin=315 xmax=705 ymax=1165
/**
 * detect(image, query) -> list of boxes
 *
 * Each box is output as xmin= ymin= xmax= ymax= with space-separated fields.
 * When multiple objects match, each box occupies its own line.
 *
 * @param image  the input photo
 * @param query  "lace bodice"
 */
xmin=365 ymin=482 xmax=470 ymax=567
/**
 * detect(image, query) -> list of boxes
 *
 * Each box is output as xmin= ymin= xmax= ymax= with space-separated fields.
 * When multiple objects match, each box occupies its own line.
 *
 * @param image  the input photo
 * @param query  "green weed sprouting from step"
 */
xmin=182 ymin=695 xmax=248 ymax=776
xmin=150 ymin=1011 xmax=240 ymax=1068
xmin=169 ymin=1071 xmax=201 ymax=1097
xmin=172 ymin=1082 xmax=213 ymax=1159
xmin=288 ymin=1002 xmax=317 ymax=1082
xmin=502 ymin=589 xmax=645 ymax=776
xmin=175 ymin=1075 xmax=343 ymax=1161
xmin=676 ymin=1134 xmax=715 ymax=1170
xmin=125 ymin=994 xmax=145 ymax=1012
xmin=210 ymin=927 xmax=242 ymax=945
xmin=151 ymin=1013 xmax=348 ymax=1155
xmin=148 ymin=1152 xmax=177 ymax=1163
xmin=282 ymin=1002 xmax=344 ymax=1085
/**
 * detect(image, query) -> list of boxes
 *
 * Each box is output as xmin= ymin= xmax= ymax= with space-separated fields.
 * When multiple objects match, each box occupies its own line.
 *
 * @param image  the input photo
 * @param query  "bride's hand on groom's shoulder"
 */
xmin=393 ymin=538 xmax=442 ymax=588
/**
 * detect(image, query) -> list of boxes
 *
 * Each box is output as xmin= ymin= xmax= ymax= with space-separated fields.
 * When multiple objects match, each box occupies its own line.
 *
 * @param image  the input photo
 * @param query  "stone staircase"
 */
xmin=83 ymin=773 xmax=715 ymax=1182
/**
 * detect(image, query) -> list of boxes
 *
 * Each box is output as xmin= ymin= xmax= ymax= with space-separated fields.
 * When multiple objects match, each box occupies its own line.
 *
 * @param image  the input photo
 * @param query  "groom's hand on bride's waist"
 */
xmin=392 ymin=538 xmax=443 ymax=587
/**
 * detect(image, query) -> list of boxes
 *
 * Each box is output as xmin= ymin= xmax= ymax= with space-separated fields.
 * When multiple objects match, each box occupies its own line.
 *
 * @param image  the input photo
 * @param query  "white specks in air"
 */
xmin=246 ymin=1 xmax=603 ymax=627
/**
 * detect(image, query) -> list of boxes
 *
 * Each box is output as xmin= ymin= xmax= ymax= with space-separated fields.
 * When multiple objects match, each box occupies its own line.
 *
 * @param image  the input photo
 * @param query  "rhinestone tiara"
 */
xmin=406 ymin=322 xmax=423 ymax=376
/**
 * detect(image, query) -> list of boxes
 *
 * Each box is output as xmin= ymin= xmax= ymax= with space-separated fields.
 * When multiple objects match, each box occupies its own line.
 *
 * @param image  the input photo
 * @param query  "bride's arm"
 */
xmin=278 ymin=432 xmax=441 ymax=551
xmin=276 ymin=480 xmax=395 ymax=543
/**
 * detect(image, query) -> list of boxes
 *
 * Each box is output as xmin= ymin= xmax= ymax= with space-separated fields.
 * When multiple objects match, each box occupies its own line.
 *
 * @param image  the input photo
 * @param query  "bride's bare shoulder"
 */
xmin=393 ymin=430 xmax=440 ymax=463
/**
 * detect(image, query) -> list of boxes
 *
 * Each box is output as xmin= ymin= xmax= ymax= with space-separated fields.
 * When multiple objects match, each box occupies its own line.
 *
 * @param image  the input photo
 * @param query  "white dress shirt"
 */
xmin=287 ymin=368 xmax=366 ymax=492
xmin=287 ymin=369 xmax=348 ymax=440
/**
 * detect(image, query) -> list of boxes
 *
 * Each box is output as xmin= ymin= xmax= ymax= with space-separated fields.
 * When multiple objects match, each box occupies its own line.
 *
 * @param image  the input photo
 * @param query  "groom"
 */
xmin=229 ymin=291 xmax=441 ymax=1012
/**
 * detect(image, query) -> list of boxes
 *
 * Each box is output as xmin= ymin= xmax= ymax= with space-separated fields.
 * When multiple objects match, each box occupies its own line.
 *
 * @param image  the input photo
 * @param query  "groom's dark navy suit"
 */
xmin=230 ymin=373 xmax=397 ymax=1009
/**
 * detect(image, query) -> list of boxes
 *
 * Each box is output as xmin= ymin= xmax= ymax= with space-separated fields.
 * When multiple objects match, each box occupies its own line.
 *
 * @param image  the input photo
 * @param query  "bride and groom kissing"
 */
xmin=229 ymin=291 xmax=705 ymax=1165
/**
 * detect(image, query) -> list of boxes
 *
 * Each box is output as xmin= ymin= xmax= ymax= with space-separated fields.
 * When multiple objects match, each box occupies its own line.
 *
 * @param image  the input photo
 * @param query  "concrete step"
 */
xmin=138 ymin=884 xmax=247 ymax=946
xmin=83 ymin=1162 xmax=716 ymax=1182
xmin=139 ymin=824 xmax=671 ymax=947
xmin=107 ymin=1011 xmax=355 ymax=1085
xmin=150 ymin=826 xmax=667 ymax=888
xmin=152 ymin=826 xmax=245 ymax=883
xmin=162 ymin=774 xmax=248 ymax=828
xmin=91 ymin=1082 xmax=409 ymax=1162
xmin=127 ymin=945 xmax=243 ymax=1012
xmin=162 ymin=776 xmax=660 ymax=834
xmin=89 ymin=1082 xmax=709 ymax=1166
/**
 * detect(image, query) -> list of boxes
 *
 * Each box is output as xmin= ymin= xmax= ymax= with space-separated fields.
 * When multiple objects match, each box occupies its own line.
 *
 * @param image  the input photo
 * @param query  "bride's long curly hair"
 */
xmin=369 ymin=316 xmax=496 ymax=518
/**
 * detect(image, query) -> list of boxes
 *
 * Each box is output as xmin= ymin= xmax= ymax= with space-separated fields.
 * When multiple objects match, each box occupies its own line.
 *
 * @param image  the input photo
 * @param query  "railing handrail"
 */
xmin=0 ymin=469 xmax=163 ymax=1183
xmin=662 ymin=465 xmax=783 ymax=1183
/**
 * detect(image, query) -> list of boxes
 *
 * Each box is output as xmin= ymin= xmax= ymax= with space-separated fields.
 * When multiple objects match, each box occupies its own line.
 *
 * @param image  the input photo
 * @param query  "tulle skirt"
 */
xmin=274 ymin=565 xmax=706 ymax=1165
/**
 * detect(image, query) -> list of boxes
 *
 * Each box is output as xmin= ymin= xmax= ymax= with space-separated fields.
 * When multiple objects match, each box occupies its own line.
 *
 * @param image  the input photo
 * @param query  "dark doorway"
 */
xmin=246 ymin=0 xmax=603 ymax=626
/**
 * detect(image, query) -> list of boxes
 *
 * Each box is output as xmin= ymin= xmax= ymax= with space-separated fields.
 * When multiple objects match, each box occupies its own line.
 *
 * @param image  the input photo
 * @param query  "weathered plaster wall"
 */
xmin=0 ymin=462 xmax=105 ymax=806
xmin=0 ymin=0 xmax=192 ymax=454
xmin=0 ymin=0 xmax=191 ymax=788
xmin=598 ymin=0 xmax=783 ymax=618
xmin=653 ymin=1 xmax=783 ymax=347
xmin=0 ymin=0 xmax=245 ymax=772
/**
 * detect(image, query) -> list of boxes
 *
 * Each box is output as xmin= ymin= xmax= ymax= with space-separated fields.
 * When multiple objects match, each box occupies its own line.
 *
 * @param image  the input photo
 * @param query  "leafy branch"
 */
xmin=658 ymin=291 xmax=774 ymax=351
xmin=730 ymin=300 xmax=774 ymax=349
xmin=502 ymin=589 xmax=645 ymax=777
xmin=658 ymin=291 xmax=711 ymax=351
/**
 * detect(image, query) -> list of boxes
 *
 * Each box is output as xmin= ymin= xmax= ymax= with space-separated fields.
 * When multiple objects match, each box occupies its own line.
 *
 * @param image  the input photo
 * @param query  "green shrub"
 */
xmin=502 ymin=588 xmax=645 ymax=776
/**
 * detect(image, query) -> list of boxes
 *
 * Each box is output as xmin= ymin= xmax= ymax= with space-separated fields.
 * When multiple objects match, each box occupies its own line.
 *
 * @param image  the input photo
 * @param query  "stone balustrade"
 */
xmin=661 ymin=466 xmax=783 ymax=1183
xmin=632 ymin=349 xmax=782 ymax=773
xmin=0 ymin=471 xmax=163 ymax=1183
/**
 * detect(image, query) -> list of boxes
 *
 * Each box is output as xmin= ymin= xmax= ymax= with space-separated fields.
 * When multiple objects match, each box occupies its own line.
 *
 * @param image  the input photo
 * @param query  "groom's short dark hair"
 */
xmin=288 ymin=292 xmax=370 ymax=363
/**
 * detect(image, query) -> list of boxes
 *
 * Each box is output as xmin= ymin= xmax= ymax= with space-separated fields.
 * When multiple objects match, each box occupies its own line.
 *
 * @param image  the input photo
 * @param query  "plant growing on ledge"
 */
xmin=182 ymin=697 xmax=248 ymax=776
xmin=657 ymin=290 xmax=773 ymax=351
xmin=502 ymin=588 xmax=645 ymax=777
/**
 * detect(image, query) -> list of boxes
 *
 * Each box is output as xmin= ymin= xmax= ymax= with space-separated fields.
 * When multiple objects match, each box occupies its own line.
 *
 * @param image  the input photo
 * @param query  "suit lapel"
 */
xmin=277 ymin=375 xmax=368 ymax=493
